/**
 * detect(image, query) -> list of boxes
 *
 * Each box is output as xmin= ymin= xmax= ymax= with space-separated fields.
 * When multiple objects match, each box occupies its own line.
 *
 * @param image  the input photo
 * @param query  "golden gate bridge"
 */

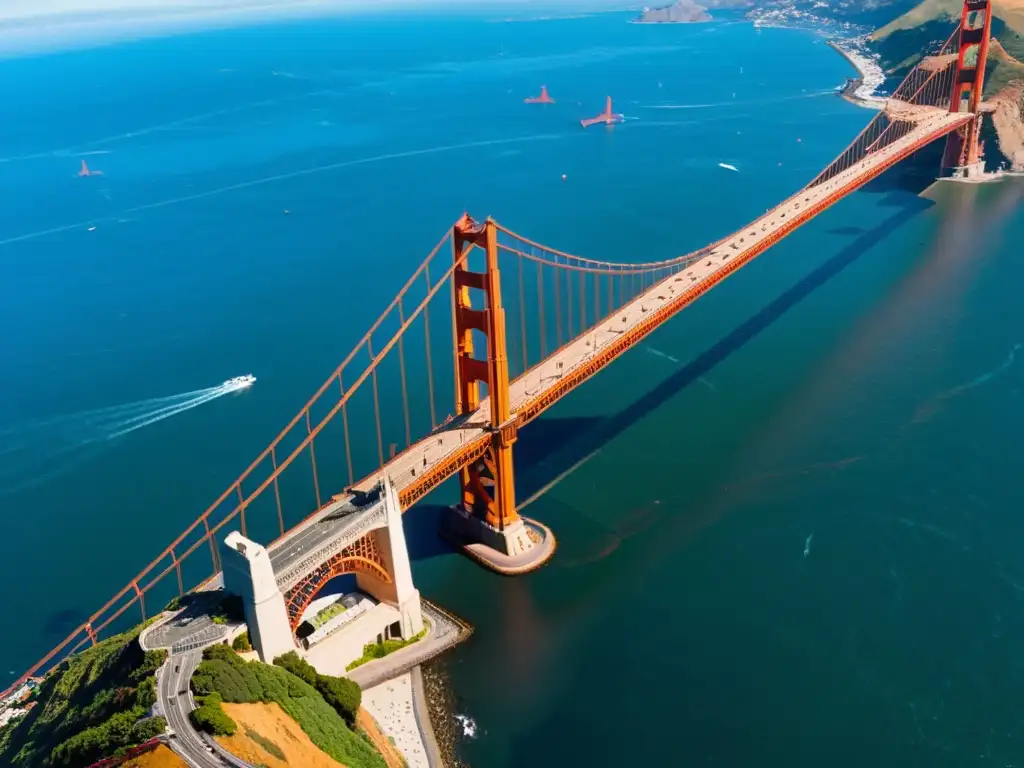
xmin=6 ymin=0 xmax=996 ymax=693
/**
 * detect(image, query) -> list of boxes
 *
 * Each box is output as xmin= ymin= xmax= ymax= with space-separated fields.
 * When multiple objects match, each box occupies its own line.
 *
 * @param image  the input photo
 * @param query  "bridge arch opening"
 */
xmin=294 ymin=573 xmax=358 ymax=642
xmin=284 ymin=554 xmax=392 ymax=634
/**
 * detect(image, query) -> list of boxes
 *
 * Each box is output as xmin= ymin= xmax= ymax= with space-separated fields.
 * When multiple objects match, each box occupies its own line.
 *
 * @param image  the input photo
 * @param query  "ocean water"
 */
xmin=2 ymin=8 xmax=1024 ymax=767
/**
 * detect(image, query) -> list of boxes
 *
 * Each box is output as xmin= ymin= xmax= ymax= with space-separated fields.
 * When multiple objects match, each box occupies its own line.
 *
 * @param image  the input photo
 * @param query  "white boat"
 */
xmin=224 ymin=374 xmax=256 ymax=389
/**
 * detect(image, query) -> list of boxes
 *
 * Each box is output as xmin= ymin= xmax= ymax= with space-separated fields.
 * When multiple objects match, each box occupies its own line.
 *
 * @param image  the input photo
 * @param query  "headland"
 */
xmin=827 ymin=38 xmax=886 ymax=110
xmin=633 ymin=1 xmax=712 ymax=24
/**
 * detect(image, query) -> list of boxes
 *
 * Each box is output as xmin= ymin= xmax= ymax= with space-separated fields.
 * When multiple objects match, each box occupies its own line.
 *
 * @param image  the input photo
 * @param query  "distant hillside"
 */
xmin=873 ymin=0 xmax=1024 ymax=38
xmin=635 ymin=1 xmax=712 ymax=23
xmin=868 ymin=0 xmax=1024 ymax=97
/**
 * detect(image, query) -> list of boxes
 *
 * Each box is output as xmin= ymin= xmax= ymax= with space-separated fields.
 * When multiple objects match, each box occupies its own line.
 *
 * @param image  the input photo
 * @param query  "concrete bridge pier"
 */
xmin=220 ymin=532 xmax=294 ymax=662
xmin=357 ymin=478 xmax=424 ymax=638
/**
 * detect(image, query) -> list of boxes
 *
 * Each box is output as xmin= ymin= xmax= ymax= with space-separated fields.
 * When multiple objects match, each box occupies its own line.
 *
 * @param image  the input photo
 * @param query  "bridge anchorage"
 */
xmin=221 ymin=476 xmax=424 ymax=665
xmin=5 ymin=0 xmax=1002 ymax=699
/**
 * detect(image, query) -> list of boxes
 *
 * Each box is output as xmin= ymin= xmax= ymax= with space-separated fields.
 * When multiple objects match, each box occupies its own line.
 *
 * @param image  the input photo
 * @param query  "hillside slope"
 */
xmin=0 ymin=625 xmax=167 ymax=768
xmin=868 ymin=0 xmax=1024 ymax=96
xmin=873 ymin=0 xmax=1024 ymax=38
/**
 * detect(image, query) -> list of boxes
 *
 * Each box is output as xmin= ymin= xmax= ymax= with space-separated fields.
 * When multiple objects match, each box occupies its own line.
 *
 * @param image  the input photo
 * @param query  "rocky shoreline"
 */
xmin=422 ymin=659 xmax=469 ymax=768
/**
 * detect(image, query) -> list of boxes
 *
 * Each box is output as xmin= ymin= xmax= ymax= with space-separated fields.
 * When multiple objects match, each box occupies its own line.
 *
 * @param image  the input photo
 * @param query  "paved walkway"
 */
xmin=347 ymin=602 xmax=468 ymax=689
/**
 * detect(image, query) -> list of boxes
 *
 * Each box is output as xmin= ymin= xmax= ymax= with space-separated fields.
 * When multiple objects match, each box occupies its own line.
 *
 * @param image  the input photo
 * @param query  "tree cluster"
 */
xmin=189 ymin=643 xmax=382 ymax=767
xmin=274 ymin=651 xmax=361 ymax=726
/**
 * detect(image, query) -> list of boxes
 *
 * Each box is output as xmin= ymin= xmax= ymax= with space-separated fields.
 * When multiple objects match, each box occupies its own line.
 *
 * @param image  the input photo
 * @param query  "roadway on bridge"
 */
xmin=175 ymin=107 xmax=972 ymax=637
xmin=219 ymin=108 xmax=972 ymax=574
xmin=340 ymin=108 xmax=973 ymax=504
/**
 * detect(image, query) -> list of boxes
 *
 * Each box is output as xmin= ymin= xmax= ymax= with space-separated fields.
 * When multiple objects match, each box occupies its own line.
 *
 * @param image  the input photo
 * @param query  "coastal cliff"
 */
xmin=635 ymin=1 xmax=713 ymax=23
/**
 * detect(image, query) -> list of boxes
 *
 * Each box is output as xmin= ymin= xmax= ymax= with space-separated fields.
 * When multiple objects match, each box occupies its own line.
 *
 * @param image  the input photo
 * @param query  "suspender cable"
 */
xmin=578 ymin=270 xmax=586 ymax=335
xmin=536 ymin=258 xmax=547 ymax=358
xmin=368 ymin=336 xmax=385 ymax=470
xmin=397 ymin=296 xmax=412 ymax=449
xmin=567 ymin=261 xmax=574 ymax=339
xmin=337 ymin=373 xmax=354 ymax=487
xmin=422 ymin=264 xmax=438 ymax=429
xmin=554 ymin=262 xmax=563 ymax=348
xmin=518 ymin=253 xmax=529 ymax=372
xmin=237 ymin=483 xmax=248 ymax=538
xmin=271 ymin=445 xmax=285 ymax=535
xmin=306 ymin=410 xmax=322 ymax=511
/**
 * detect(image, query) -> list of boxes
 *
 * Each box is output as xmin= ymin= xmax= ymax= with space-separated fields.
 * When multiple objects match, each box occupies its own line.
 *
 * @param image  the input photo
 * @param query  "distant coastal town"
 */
xmin=635 ymin=3 xmax=889 ymax=105
xmin=828 ymin=37 xmax=888 ymax=108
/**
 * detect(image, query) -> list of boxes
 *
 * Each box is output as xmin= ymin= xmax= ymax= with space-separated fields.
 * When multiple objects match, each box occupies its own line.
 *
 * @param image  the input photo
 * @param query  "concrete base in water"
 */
xmin=441 ymin=506 xmax=556 ymax=575
xmin=943 ymin=160 xmax=987 ymax=179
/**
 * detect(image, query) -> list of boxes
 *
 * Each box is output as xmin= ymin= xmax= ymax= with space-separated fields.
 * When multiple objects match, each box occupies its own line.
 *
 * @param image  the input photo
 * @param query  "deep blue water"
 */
xmin=2 ymin=8 xmax=1024 ymax=767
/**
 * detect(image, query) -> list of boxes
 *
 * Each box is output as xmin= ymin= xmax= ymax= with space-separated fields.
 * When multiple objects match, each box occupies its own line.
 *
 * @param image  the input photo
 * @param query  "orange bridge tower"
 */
xmin=942 ymin=0 xmax=994 ymax=176
xmin=444 ymin=215 xmax=555 ymax=572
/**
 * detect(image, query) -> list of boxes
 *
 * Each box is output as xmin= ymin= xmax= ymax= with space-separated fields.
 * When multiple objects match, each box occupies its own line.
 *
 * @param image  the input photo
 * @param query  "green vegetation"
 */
xmin=163 ymin=596 xmax=183 ymax=612
xmin=869 ymin=8 xmax=1024 ymax=96
xmin=129 ymin=716 xmax=168 ymax=743
xmin=190 ymin=692 xmax=237 ymax=736
xmin=345 ymin=630 xmax=426 ymax=672
xmin=211 ymin=594 xmax=244 ymax=625
xmin=0 ymin=625 xmax=168 ymax=767
xmin=308 ymin=600 xmax=347 ymax=630
xmin=316 ymin=675 xmax=362 ymax=728
xmin=244 ymin=726 xmax=286 ymax=761
xmin=985 ymin=22 xmax=1024 ymax=96
xmin=271 ymin=651 xmax=319 ymax=686
xmin=191 ymin=644 xmax=384 ymax=767
xmin=273 ymin=651 xmax=361 ymax=726
xmin=231 ymin=631 xmax=252 ymax=652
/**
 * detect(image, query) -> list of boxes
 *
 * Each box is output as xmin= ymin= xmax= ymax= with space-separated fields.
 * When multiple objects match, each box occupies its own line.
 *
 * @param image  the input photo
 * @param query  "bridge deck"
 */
xmin=267 ymin=108 xmax=969 ymax=551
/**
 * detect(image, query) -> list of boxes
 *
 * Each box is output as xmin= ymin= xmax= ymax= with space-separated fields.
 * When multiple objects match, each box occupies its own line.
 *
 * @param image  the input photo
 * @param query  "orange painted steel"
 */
xmin=285 ymin=556 xmax=392 ymax=631
xmin=5 ymin=25 xmax=982 ymax=696
xmin=941 ymin=0 xmax=993 ymax=168
xmin=422 ymin=263 xmax=439 ymax=429
xmin=451 ymin=216 xmax=519 ymax=529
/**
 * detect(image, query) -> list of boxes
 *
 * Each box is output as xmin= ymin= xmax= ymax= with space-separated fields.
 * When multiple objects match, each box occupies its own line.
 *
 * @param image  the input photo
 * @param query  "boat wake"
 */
xmin=0 ymin=376 xmax=254 ymax=496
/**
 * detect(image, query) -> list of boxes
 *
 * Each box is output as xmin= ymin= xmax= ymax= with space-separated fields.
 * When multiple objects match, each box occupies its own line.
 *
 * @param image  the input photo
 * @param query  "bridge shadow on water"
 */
xmin=405 ymin=190 xmax=934 ymax=564
xmin=506 ymin=191 xmax=935 ymax=523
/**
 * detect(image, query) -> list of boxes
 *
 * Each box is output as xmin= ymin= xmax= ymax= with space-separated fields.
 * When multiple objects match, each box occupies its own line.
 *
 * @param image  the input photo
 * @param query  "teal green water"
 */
xmin=2 ymin=8 xmax=1024 ymax=766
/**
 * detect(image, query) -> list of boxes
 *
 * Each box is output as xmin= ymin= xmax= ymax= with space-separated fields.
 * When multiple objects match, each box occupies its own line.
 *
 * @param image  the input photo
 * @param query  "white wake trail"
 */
xmin=0 ymin=388 xmax=216 ymax=454
xmin=105 ymin=386 xmax=234 ymax=439
xmin=0 ymin=381 xmax=249 ymax=497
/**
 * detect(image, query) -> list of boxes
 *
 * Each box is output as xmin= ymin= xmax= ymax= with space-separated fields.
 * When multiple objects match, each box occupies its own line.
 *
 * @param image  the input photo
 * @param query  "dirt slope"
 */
xmin=123 ymin=744 xmax=188 ymax=768
xmin=217 ymin=701 xmax=347 ymax=768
